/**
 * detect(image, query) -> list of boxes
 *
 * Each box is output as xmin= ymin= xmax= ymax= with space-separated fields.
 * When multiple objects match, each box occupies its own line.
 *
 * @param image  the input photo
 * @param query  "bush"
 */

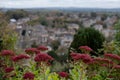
xmin=6 ymin=9 xmax=28 ymax=20
xmin=101 ymin=41 xmax=120 ymax=56
xmin=0 ymin=13 xmax=17 ymax=51
xmin=70 ymin=27 xmax=105 ymax=53
xmin=47 ymin=50 xmax=59 ymax=61
xmin=48 ymin=51 xmax=68 ymax=63
xmin=50 ymin=40 xmax=60 ymax=51
xmin=114 ymin=20 xmax=120 ymax=42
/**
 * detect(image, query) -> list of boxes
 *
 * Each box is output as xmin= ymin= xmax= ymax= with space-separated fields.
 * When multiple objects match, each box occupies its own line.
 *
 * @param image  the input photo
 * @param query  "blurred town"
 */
xmin=1 ymin=9 xmax=120 ymax=53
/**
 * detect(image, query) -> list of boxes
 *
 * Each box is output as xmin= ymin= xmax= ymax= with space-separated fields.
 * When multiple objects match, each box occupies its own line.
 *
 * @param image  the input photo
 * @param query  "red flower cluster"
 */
xmin=4 ymin=67 xmax=14 ymax=73
xmin=114 ymin=65 xmax=120 ymax=69
xmin=12 ymin=54 xmax=30 ymax=62
xmin=58 ymin=72 xmax=69 ymax=78
xmin=70 ymin=52 xmax=78 ymax=57
xmin=104 ymin=53 xmax=120 ymax=61
xmin=37 ymin=46 xmax=48 ymax=51
xmin=79 ymin=46 xmax=93 ymax=52
xmin=34 ymin=53 xmax=53 ymax=63
xmin=23 ymin=72 xmax=35 ymax=80
xmin=70 ymin=53 xmax=93 ymax=64
xmin=94 ymin=58 xmax=113 ymax=64
xmin=1 ymin=50 xmax=15 ymax=56
xmin=25 ymin=48 xmax=40 ymax=54
xmin=92 ymin=58 xmax=113 ymax=67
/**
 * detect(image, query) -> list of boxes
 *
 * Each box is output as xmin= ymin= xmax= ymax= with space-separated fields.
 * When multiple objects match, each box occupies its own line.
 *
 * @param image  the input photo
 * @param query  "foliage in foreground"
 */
xmin=0 ymin=45 xmax=120 ymax=80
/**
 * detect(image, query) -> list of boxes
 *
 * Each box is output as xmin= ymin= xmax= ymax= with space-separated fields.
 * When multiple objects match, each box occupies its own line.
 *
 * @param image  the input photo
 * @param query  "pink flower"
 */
xmin=114 ymin=65 xmax=120 ymax=69
xmin=94 ymin=58 xmax=113 ymax=64
xmin=70 ymin=52 xmax=78 ymax=57
xmin=79 ymin=46 xmax=92 ymax=52
xmin=12 ymin=54 xmax=30 ymax=62
xmin=87 ymin=59 xmax=97 ymax=65
xmin=4 ymin=67 xmax=14 ymax=73
xmin=58 ymin=72 xmax=69 ymax=78
xmin=93 ymin=57 xmax=113 ymax=67
xmin=37 ymin=46 xmax=48 ymax=51
xmin=101 ymin=64 xmax=108 ymax=67
xmin=70 ymin=53 xmax=93 ymax=64
xmin=1 ymin=50 xmax=15 ymax=56
xmin=34 ymin=53 xmax=53 ymax=63
xmin=23 ymin=72 xmax=35 ymax=80
xmin=70 ymin=53 xmax=84 ymax=60
xmin=25 ymin=48 xmax=40 ymax=54
xmin=104 ymin=53 xmax=120 ymax=61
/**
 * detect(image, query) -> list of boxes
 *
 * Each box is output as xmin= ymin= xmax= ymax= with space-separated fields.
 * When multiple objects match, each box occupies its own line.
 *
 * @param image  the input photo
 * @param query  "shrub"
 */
xmin=114 ymin=20 xmax=120 ymax=42
xmin=101 ymin=41 xmax=120 ymax=56
xmin=47 ymin=50 xmax=59 ymax=61
xmin=0 ymin=13 xmax=17 ymax=51
xmin=70 ymin=27 xmax=105 ymax=53
xmin=6 ymin=9 xmax=28 ymax=20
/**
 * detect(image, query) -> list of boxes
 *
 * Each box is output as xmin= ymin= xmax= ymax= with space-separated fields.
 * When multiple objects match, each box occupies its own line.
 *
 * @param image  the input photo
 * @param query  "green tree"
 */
xmin=0 ymin=12 xmax=8 ymax=27
xmin=50 ymin=40 xmax=60 ymax=51
xmin=31 ymin=42 xmax=38 ymax=48
xmin=47 ymin=50 xmax=59 ymax=61
xmin=0 ymin=13 xmax=17 ymax=51
xmin=6 ymin=9 xmax=28 ymax=20
xmin=0 ymin=26 xmax=17 ymax=51
xmin=70 ymin=27 xmax=105 ymax=53
xmin=114 ymin=20 xmax=120 ymax=42
xmin=39 ymin=16 xmax=48 ymax=26
xmin=91 ymin=12 xmax=97 ymax=18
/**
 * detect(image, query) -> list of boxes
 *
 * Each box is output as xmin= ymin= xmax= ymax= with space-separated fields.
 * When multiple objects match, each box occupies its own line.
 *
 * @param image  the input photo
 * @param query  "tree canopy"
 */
xmin=114 ymin=20 xmax=120 ymax=42
xmin=6 ymin=9 xmax=28 ymax=20
xmin=0 ymin=13 xmax=17 ymax=51
xmin=70 ymin=27 xmax=105 ymax=53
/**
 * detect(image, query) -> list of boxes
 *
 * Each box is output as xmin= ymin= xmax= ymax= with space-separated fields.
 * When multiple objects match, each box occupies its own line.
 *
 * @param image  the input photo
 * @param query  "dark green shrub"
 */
xmin=0 ymin=13 xmax=17 ymax=51
xmin=6 ymin=9 xmax=28 ymax=20
xmin=47 ymin=50 xmax=59 ymax=61
xmin=69 ymin=27 xmax=105 ymax=53
xmin=114 ymin=20 xmax=120 ymax=42
xmin=48 ymin=51 xmax=68 ymax=63
xmin=50 ymin=40 xmax=60 ymax=51
xmin=57 ymin=54 xmax=68 ymax=63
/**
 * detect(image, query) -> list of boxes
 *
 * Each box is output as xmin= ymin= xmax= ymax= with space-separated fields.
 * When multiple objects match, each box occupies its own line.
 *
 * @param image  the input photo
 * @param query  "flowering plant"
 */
xmin=0 ymin=45 xmax=120 ymax=80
